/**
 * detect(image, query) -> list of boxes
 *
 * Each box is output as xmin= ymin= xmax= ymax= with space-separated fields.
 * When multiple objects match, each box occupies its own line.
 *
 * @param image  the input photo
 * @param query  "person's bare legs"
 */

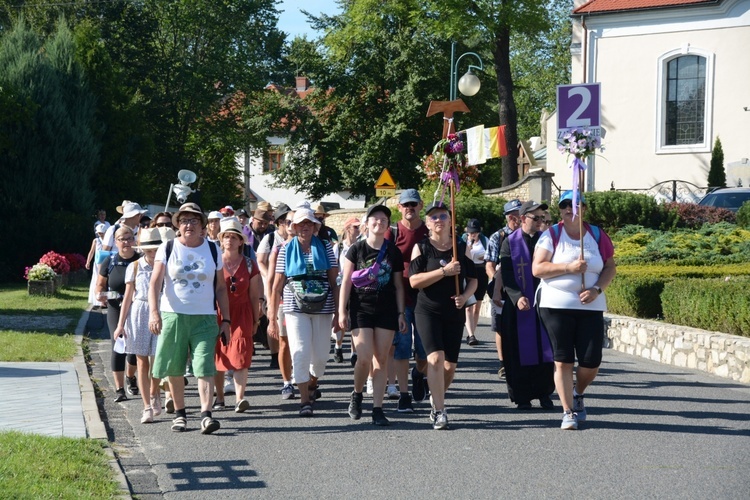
xmin=234 ymin=368 xmax=249 ymax=401
xmin=197 ymin=376 xmax=215 ymax=413
xmin=136 ymin=355 xmax=151 ymax=408
xmin=426 ymin=351 xmax=446 ymax=410
xmin=279 ymin=336 xmax=292 ymax=381
xmin=213 ymin=371 xmax=225 ymax=403
xmin=371 ymin=328 xmax=396 ymax=408
xmin=575 ymin=366 xmax=599 ymax=394
xmin=168 ymin=375 xmax=186 ymax=410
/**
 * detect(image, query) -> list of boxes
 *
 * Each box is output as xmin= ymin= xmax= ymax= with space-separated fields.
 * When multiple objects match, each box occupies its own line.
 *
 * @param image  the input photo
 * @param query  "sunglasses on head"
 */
xmin=429 ymin=213 xmax=449 ymax=221
xmin=401 ymin=202 xmax=418 ymax=208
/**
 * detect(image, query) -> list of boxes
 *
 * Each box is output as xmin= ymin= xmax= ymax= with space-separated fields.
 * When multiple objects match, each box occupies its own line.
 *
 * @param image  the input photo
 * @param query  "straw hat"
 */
xmin=217 ymin=217 xmax=247 ymax=244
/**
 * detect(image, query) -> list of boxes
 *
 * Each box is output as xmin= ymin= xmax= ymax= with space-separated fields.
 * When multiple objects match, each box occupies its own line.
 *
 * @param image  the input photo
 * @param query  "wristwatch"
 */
xmin=594 ymin=286 xmax=603 ymax=295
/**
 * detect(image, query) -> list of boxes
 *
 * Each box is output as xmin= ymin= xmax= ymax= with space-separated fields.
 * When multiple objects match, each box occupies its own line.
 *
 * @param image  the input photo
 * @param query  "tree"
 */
xmin=0 ymin=18 xmax=100 ymax=280
xmin=511 ymin=0 xmax=571 ymax=140
xmin=426 ymin=0 xmax=555 ymax=187
xmin=248 ymin=0 xmax=458 ymax=199
xmin=708 ymin=136 xmax=726 ymax=188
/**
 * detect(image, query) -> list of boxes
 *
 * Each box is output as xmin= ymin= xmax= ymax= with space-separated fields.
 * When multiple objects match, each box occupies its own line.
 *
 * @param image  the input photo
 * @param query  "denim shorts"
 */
xmin=392 ymin=306 xmax=426 ymax=360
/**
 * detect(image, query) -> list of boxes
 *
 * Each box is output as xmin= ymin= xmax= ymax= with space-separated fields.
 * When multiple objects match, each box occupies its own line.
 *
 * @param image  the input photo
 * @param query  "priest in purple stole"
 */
xmin=499 ymin=201 xmax=555 ymax=410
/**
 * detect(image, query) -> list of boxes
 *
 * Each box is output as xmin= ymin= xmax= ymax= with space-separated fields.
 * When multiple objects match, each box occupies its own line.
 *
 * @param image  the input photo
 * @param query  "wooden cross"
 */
xmin=427 ymin=98 xmax=470 ymax=139
xmin=515 ymin=256 xmax=528 ymax=291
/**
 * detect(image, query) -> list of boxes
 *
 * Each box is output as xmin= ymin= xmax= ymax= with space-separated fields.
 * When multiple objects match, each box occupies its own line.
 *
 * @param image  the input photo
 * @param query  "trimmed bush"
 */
xmin=606 ymin=274 xmax=667 ymax=318
xmin=737 ymin=200 xmax=750 ymax=229
xmin=606 ymin=263 xmax=750 ymax=320
xmin=661 ymin=277 xmax=750 ymax=337
xmin=611 ymin=223 xmax=750 ymax=265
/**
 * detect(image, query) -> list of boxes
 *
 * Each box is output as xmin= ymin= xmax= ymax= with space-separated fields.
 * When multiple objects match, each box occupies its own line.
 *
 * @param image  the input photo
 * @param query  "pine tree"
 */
xmin=707 ymin=136 xmax=726 ymax=188
xmin=0 ymin=18 xmax=100 ymax=280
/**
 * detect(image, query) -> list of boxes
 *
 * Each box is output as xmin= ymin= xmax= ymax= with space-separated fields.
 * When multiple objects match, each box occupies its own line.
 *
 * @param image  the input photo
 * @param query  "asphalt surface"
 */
xmin=86 ymin=309 xmax=750 ymax=499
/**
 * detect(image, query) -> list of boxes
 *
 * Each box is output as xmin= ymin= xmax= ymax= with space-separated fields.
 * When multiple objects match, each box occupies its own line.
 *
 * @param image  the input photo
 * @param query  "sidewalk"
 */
xmin=0 ymin=308 xmax=107 ymax=439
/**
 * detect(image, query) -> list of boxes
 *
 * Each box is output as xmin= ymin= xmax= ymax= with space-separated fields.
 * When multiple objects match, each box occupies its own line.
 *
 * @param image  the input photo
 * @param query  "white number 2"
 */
xmin=566 ymin=87 xmax=591 ymax=128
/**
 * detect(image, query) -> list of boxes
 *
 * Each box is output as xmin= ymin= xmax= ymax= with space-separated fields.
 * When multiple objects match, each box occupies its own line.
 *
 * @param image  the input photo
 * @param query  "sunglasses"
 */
xmin=428 ymin=213 xmax=449 ymax=221
xmin=401 ymin=202 xmax=418 ymax=208
xmin=155 ymin=222 xmax=172 ymax=228
xmin=525 ymin=215 xmax=544 ymax=222
xmin=229 ymin=275 xmax=236 ymax=293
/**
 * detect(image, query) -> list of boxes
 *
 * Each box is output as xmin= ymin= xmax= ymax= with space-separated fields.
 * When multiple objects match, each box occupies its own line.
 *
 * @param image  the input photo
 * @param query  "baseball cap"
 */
xmin=519 ymin=201 xmax=549 ymax=216
xmin=399 ymin=189 xmax=421 ymax=204
xmin=503 ymin=199 xmax=522 ymax=215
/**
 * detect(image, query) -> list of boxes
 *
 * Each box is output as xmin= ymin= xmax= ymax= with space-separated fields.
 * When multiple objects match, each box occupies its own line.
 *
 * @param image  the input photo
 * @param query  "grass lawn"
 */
xmin=0 ymin=431 xmax=121 ymax=498
xmin=0 ymin=284 xmax=88 ymax=362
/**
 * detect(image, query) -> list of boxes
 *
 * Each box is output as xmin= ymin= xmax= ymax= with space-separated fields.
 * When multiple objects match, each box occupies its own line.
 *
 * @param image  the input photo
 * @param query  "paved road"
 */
xmin=86 ymin=310 xmax=750 ymax=499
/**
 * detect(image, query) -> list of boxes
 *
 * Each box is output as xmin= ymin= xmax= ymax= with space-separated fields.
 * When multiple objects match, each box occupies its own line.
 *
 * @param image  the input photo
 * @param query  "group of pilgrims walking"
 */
xmin=89 ymin=187 xmax=615 ymax=433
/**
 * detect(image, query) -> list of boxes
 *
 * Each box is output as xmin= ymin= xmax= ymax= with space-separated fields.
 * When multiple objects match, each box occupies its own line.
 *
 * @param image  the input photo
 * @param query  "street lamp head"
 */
xmin=458 ymin=70 xmax=481 ymax=97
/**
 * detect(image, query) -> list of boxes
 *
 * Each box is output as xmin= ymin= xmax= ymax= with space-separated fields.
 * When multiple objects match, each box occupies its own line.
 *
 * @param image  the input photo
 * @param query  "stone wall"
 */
xmin=605 ymin=314 xmax=750 ymax=384
xmin=483 ymin=170 xmax=555 ymax=203
xmin=478 ymin=302 xmax=750 ymax=384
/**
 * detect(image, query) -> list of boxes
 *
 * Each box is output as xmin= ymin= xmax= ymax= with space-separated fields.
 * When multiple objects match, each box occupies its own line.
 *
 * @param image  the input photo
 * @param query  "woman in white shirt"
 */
xmin=532 ymin=191 xmax=616 ymax=431
xmin=462 ymin=218 xmax=488 ymax=346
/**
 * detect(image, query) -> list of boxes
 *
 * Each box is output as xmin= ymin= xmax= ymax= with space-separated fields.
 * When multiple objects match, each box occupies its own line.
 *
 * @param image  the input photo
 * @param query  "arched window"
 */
xmin=665 ymin=55 xmax=705 ymax=145
xmin=656 ymin=47 xmax=714 ymax=153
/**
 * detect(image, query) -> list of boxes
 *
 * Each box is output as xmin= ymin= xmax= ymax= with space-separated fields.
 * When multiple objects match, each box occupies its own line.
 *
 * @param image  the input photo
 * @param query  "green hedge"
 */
xmin=661 ymin=278 xmax=750 ymax=337
xmin=607 ymin=263 xmax=750 ymax=322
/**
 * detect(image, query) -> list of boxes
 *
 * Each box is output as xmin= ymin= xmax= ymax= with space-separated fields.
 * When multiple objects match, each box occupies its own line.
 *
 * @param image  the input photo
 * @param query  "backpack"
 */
xmin=165 ymin=239 xmax=219 ymax=310
xmin=549 ymin=222 xmax=600 ymax=256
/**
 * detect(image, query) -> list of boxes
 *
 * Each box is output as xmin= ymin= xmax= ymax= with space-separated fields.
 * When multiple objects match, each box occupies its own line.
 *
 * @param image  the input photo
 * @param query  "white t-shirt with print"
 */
xmin=536 ymin=228 xmax=607 ymax=311
xmin=155 ymin=239 xmax=223 ymax=315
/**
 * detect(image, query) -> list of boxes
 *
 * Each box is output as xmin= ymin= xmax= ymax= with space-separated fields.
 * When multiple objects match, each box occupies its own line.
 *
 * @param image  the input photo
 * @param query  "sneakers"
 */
xmin=561 ymin=410 xmax=578 ymax=430
xmin=433 ymin=410 xmax=449 ymax=430
xmin=281 ymin=384 xmax=295 ymax=400
xmin=151 ymin=395 xmax=162 ymax=417
xmin=397 ymin=393 xmax=414 ymax=413
xmin=334 ymin=347 xmax=344 ymax=363
xmin=348 ymin=391 xmax=363 ymax=420
xmin=371 ymin=407 xmax=390 ymax=426
xmin=126 ymin=376 xmax=139 ymax=396
xmin=573 ymin=393 xmax=587 ymax=421
xmin=386 ymin=384 xmax=400 ymax=400
xmin=201 ymin=416 xmax=220 ymax=434
xmin=366 ymin=377 xmax=374 ymax=396
xmin=223 ymin=374 xmax=236 ymax=395
xmin=539 ymin=394 xmax=555 ymax=410
xmin=165 ymin=398 xmax=175 ymax=414
xmin=171 ymin=415 xmax=187 ymax=432
xmin=114 ymin=388 xmax=127 ymax=403
xmin=212 ymin=399 xmax=225 ymax=411
xmin=140 ymin=407 xmax=153 ymax=424
xmin=235 ymin=399 xmax=250 ymax=413
xmin=497 ymin=361 xmax=506 ymax=379
xmin=466 ymin=335 xmax=479 ymax=346
xmin=412 ymin=367 xmax=427 ymax=402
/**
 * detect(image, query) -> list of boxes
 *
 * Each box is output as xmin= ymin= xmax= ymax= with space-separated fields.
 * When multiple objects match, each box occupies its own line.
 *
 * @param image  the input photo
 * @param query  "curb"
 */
xmin=75 ymin=306 xmax=132 ymax=498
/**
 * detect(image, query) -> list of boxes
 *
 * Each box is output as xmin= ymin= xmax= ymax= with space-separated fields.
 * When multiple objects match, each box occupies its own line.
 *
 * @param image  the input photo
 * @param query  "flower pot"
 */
xmin=28 ymin=280 xmax=56 ymax=296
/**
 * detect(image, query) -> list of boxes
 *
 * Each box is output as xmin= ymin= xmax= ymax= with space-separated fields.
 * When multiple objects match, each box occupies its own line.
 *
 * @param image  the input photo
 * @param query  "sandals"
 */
xmin=308 ymin=385 xmax=322 ymax=402
xmin=212 ymin=399 xmax=225 ymax=411
xmin=171 ymin=416 xmax=187 ymax=432
xmin=299 ymin=403 xmax=313 ymax=417
xmin=201 ymin=416 xmax=220 ymax=434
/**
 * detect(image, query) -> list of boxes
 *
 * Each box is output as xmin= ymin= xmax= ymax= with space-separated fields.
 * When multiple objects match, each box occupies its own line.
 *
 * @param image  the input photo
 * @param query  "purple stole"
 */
xmin=508 ymin=230 xmax=553 ymax=366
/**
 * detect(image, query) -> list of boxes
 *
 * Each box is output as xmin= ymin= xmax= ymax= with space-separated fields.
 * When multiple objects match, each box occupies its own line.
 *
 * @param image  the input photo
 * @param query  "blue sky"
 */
xmin=277 ymin=0 xmax=341 ymax=40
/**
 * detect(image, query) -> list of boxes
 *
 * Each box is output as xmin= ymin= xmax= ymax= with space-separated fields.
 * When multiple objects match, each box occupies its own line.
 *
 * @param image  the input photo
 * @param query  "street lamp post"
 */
xmin=450 ymin=41 xmax=484 ymax=101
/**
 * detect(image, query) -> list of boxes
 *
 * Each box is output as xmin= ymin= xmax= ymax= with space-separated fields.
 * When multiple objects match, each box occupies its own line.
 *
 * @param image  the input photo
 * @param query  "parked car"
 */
xmin=698 ymin=187 xmax=750 ymax=212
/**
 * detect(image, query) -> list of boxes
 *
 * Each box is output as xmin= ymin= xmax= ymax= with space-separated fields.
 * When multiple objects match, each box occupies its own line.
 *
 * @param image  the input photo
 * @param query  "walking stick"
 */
xmin=450 ymin=178 xmax=459 ymax=296
xmin=578 ymin=169 xmax=586 ymax=291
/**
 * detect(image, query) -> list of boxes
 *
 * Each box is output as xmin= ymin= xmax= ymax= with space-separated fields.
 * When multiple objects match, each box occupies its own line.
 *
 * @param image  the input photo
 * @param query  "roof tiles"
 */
xmin=574 ymin=0 xmax=719 ymax=14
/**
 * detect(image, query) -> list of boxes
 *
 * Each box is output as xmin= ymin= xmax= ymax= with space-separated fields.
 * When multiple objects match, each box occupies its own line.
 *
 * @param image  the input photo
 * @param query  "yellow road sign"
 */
xmin=376 ymin=188 xmax=396 ymax=197
xmin=374 ymin=168 xmax=396 ymax=189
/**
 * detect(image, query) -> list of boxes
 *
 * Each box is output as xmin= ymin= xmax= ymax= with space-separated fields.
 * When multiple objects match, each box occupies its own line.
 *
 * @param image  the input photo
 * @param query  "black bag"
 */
xmin=253 ymin=315 xmax=270 ymax=349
